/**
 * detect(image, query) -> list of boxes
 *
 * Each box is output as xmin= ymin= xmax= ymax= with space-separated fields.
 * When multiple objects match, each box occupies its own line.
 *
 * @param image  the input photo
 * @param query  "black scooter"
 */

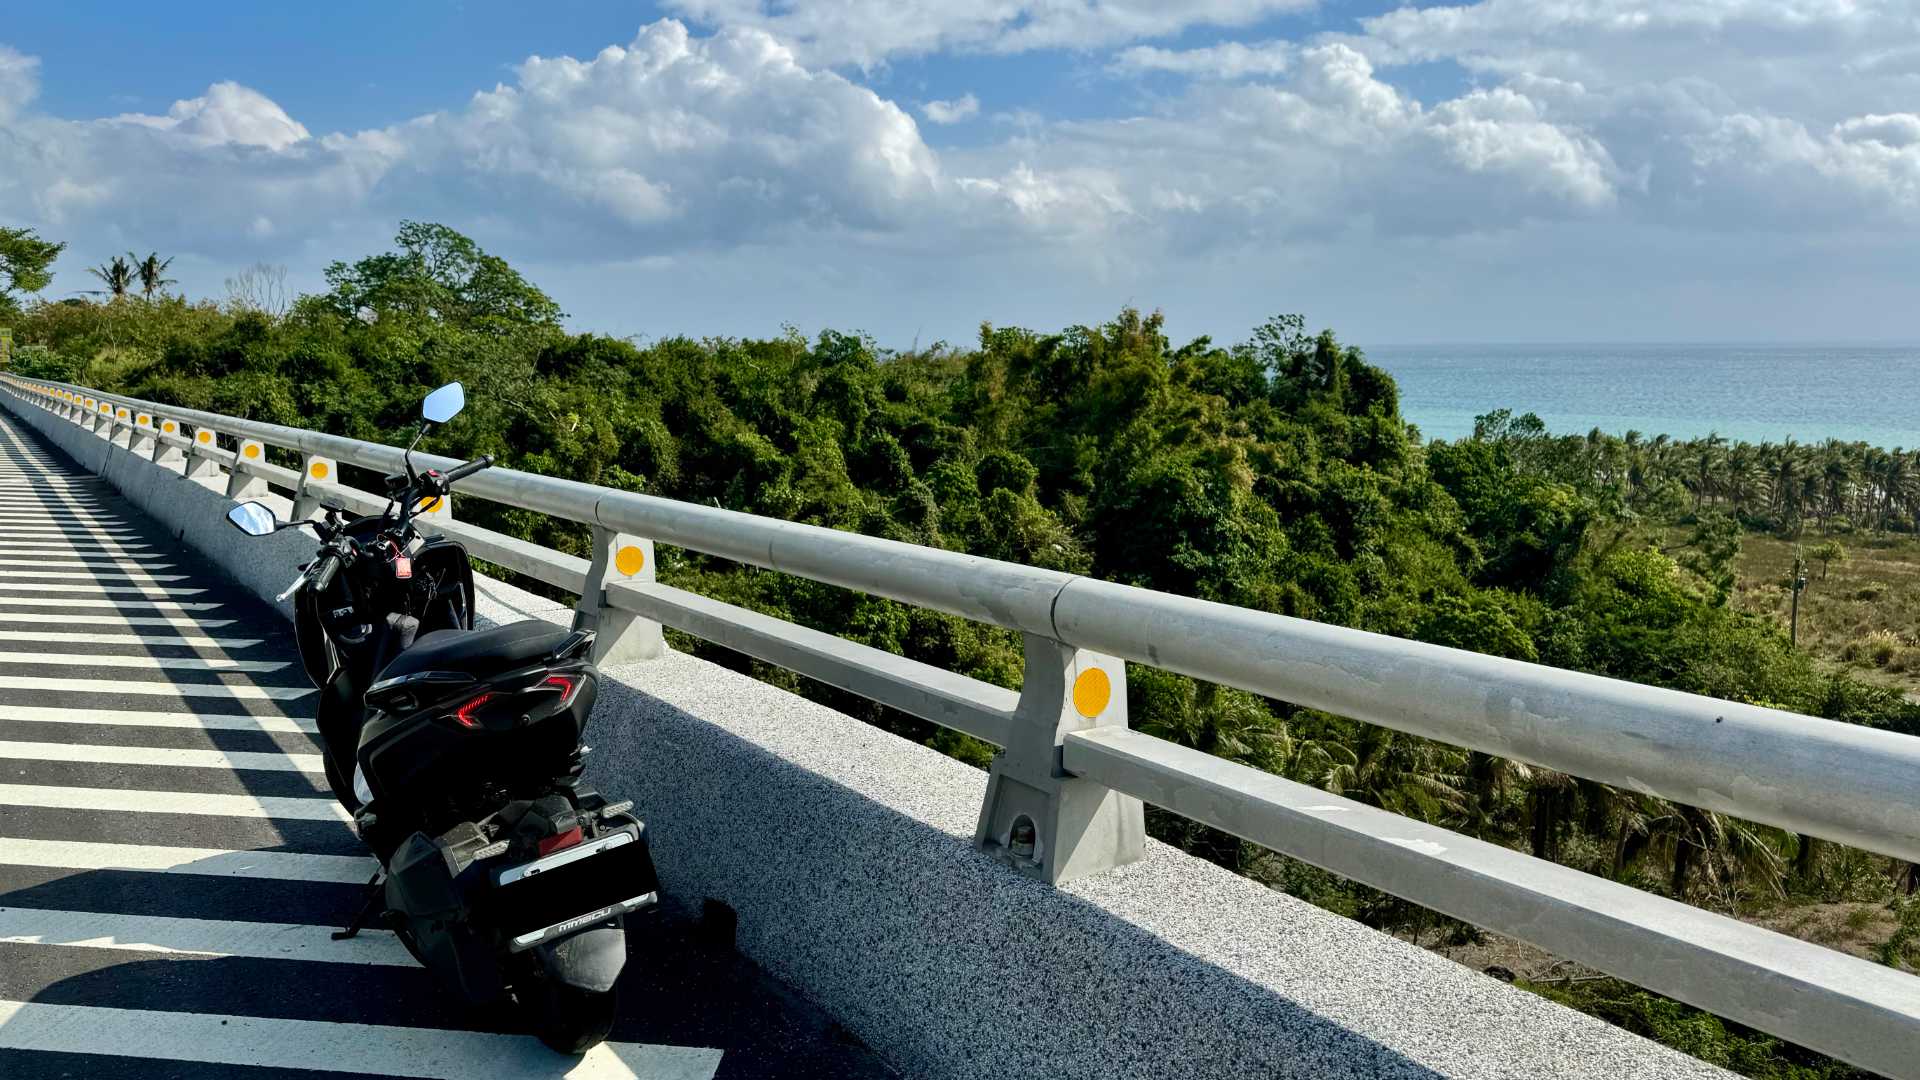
xmin=226 ymin=382 xmax=659 ymax=1053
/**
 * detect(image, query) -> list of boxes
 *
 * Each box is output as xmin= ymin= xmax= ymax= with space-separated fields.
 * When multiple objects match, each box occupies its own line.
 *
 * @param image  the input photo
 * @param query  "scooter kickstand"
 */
xmin=333 ymin=868 xmax=386 ymax=941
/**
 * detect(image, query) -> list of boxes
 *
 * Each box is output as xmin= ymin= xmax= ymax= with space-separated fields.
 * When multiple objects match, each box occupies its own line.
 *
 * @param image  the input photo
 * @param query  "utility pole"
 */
xmin=1790 ymin=551 xmax=1809 ymax=649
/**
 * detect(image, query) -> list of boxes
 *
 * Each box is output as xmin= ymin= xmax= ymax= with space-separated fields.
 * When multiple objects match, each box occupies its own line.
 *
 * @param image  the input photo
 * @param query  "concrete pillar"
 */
xmin=110 ymin=407 xmax=133 ymax=449
xmin=572 ymin=527 xmax=665 ymax=665
xmin=975 ymin=635 xmax=1145 ymax=885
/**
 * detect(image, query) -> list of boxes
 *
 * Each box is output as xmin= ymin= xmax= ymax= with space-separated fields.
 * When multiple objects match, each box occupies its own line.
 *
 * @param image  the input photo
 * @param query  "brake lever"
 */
xmin=274 ymin=569 xmax=310 ymax=603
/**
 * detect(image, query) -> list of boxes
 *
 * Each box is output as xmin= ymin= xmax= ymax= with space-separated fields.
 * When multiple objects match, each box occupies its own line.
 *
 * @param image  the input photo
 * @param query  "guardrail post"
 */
xmin=184 ymin=426 xmax=224 ymax=482
xmin=572 ymin=527 xmax=664 ymax=664
xmin=152 ymin=418 xmax=186 ymax=468
xmin=81 ymin=397 xmax=100 ymax=433
xmin=292 ymin=454 xmax=336 ymax=521
xmin=226 ymin=438 xmax=269 ymax=499
xmin=110 ymin=406 xmax=134 ymax=448
xmin=129 ymin=412 xmax=156 ymax=456
xmin=975 ymin=635 xmax=1145 ymax=884
xmin=418 ymin=489 xmax=453 ymax=522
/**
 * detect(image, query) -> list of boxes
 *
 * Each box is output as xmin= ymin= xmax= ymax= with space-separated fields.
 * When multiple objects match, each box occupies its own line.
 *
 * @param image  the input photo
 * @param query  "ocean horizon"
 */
xmin=1363 ymin=342 xmax=1920 ymax=448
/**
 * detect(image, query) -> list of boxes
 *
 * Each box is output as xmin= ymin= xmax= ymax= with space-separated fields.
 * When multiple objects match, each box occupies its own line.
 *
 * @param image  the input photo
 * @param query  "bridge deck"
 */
xmin=0 ymin=415 xmax=892 ymax=1080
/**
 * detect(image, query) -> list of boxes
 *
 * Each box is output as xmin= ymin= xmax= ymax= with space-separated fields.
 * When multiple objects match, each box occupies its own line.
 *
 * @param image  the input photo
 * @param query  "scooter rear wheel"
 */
xmin=532 ymin=980 xmax=617 ymax=1055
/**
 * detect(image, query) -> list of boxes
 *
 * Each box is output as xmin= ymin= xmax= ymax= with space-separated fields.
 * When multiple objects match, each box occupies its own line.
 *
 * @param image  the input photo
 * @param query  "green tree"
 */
xmin=1808 ymin=540 xmax=1846 ymax=581
xmin=0 ymin=225 xmax=64 ymax=317
xmin=315 ymin=220 xmax=564 ymax=332
xmin=130 ymin=252 xmax=177 ymax=300
xmin=85 ymin=255 xmax=136 ymax=301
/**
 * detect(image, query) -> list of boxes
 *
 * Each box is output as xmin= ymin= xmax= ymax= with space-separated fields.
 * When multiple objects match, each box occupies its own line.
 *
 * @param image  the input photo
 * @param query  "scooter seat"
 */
xmin=377 ymin=620 xmax=571 ymax=683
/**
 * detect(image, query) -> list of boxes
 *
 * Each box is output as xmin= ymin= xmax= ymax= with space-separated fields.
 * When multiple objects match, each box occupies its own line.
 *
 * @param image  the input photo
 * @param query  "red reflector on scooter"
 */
xmin=453 ymin=692 xmax=496 ymax=729
xmin=537 ymin=826 xmax=584 ymax=856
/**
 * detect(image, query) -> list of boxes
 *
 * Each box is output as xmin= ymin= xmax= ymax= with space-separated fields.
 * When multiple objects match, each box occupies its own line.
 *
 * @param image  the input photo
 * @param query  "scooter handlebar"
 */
xmin=441 ymin=455 xmax=494 ymax=485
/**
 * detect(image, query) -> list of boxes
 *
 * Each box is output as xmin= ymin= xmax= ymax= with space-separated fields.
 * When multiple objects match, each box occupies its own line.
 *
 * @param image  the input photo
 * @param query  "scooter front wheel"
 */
xmin=531 ymin=979 xmax=617 ymax=1055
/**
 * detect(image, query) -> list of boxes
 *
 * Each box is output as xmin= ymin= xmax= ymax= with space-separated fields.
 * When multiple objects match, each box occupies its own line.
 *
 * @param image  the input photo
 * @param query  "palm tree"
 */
xmin=130 ymin=251 xmax=176 ymax=300
xmin=84 ymin=256 xmax=135 ymax=301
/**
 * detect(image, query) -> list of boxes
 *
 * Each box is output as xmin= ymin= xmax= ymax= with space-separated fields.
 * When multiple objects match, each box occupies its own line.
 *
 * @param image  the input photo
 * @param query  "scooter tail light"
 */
xmin=544 ymin=674 xmax=580 ymax=705
xmin=537 ymin=826 xmax=584 ymax=856
xmin=453 ymin=691 xmax=497 ymax=729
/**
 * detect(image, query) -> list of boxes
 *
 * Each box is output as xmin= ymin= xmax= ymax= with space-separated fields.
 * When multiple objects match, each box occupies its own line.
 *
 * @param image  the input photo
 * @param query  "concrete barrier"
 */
xmin=0 ymin=390 xmax=1733 ymax=1079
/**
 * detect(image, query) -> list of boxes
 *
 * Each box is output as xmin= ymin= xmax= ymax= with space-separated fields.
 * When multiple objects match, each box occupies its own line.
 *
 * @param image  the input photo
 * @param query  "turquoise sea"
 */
xmin=1364 ymin=344 xmax=1920 ymax=449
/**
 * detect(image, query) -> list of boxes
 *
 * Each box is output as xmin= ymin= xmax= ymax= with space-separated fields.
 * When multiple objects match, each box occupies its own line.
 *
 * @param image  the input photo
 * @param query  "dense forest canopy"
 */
xmin=6 ymin=222 xmax=1915 ymax=1077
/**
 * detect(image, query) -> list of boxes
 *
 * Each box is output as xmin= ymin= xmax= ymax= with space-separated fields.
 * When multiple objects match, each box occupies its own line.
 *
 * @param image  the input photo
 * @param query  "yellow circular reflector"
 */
xmin=162 ymin=421 xmax=176 ymax=434
xmin=1072 ymin=667 xmax=1112 ymax=718
xmin=197 ymin=430 xmax=212 ymax=444
xmin=614 ymin=545 xmax=646 ymax=577
xmin=423 ymin=496 xmax=444 ymax=513
xmin=242 ymin=443 xmax=260 ymax=459
xmin=310 ymin=461 xmax=330 ymax=480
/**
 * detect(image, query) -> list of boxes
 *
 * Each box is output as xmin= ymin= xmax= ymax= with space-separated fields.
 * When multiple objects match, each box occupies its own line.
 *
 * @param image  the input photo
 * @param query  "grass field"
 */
xmin=1727 ymin=530 xmax=1920 ymax=698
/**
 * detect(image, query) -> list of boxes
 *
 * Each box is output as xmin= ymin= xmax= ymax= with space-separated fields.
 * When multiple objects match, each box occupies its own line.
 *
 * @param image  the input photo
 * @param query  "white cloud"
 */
xmin=0 ymin=43 xmax=37 ymax=122
xmin=112 ymin=82 xmax=310 ymax=149
xmin=1111 ymin=40 xmax=1294 ymax=79
xmin=2 ymin=4 xmax=1919 ymax=341
xmin=663 ymin=0 xmax=1319 ymax=67
xmin=922 ymin=93 xmax=979 ymax=124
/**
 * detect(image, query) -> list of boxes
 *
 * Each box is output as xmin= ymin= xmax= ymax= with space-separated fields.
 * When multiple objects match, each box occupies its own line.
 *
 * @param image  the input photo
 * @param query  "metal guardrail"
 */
xmin=6 ymin=373 xmax=1918 ymax=1076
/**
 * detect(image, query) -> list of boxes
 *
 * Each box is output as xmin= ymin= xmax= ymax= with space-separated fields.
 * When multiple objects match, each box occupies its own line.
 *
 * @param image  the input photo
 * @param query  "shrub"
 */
xmin=1855 ymin=583 xmax=1888 ymax=602
xmin=1861 ymin=629 xmax=1903 ymax=667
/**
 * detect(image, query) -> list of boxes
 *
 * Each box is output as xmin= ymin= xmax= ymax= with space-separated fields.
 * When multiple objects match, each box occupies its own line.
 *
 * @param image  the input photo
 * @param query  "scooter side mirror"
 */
xmin=226 ymin=501 xmax=281 ymax=537
xmin=421 ymin=382 xmax=465 ymax=425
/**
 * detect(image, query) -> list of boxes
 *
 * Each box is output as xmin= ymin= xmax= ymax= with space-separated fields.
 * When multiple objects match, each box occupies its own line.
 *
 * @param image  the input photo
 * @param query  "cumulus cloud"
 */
xmin=0 ymin=43 xmax=36 ymax=122
xmin=2 ymin=2 xmax=1918 ymax=332
xmin=1110 ymin=40 xmax=1294 ymax=79
xmin=922 ymin=93 xmax=979 ymax=124
xmin=663 ymin=0 xmax=1319 ymax=67
xmin=113 ymin=82 xmax=311 ymax=150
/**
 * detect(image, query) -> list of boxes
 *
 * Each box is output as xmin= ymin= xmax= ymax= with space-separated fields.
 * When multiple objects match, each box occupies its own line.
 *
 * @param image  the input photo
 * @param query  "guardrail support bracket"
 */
xmin=227 ymin=439 xmax=269 ymax=499
xmin=975 ymin=635 xmax=1145 ymax=885
xmin=573 ymin=528 xmax=665 ymax=665
xmin=152 ymin=419 xmax=185 ymax=467
xmin=184 ymin=426 xmax=224 ymax=485
xmin=292 ymin=455 xmax=337 ymax=521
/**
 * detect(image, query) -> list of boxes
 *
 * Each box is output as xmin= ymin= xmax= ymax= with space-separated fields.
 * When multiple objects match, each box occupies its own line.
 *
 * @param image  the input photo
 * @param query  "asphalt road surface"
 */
xmin=0 ymin=412 xmax=894 ymax=1080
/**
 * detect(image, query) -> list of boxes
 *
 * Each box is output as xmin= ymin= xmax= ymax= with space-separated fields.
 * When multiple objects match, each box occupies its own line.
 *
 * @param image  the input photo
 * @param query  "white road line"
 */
xmin=0 ymin=598 xmax=224 ymax=612
xmin=0 ymin=526 xmax=139 ymax=535
xmin=0 ymin=739 xmax=323 ymax=773
xmin=0 ymin=676 xmax=313 ymax=700
xmin=0 ymin=837 xmax=374 ymax=883
xmin=0 ymin=570 xmax=186 ymax=581
xmin=0 ymin=1001 xmax=724 ymax=1080
xmin=0 ymin=629 xmax=258 ymax=648
xmin=0 ymin=612 xmax=233 ymax=627
xmin=0 ymin=591 xmax=224 ymax=611
xmin=0 ymin=543 xmax=156 ymax=554
xmin=0 ymin=546 xmax=164 ymax=558
xmin=0 ymin=512 xmax=132 ymax=524
xmin=0 ymin=556 xmax=169 ymax=568
xmin=0 ymin=582 xmax=203 ymax=595
xmin=0 ymin=705 xmax=316 ymax=733
xmin=0 ymin=909 xmax=410 ymax=966
xmin=0 ymin=782 xmax=349 ymax=821
xmin=0 ymin=651 xmax=287 ymax=672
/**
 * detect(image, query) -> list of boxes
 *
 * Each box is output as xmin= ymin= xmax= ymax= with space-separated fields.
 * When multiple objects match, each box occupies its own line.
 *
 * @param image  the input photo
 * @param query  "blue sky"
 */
xmin=3 ymin=1 xmax=1917 ymax=346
